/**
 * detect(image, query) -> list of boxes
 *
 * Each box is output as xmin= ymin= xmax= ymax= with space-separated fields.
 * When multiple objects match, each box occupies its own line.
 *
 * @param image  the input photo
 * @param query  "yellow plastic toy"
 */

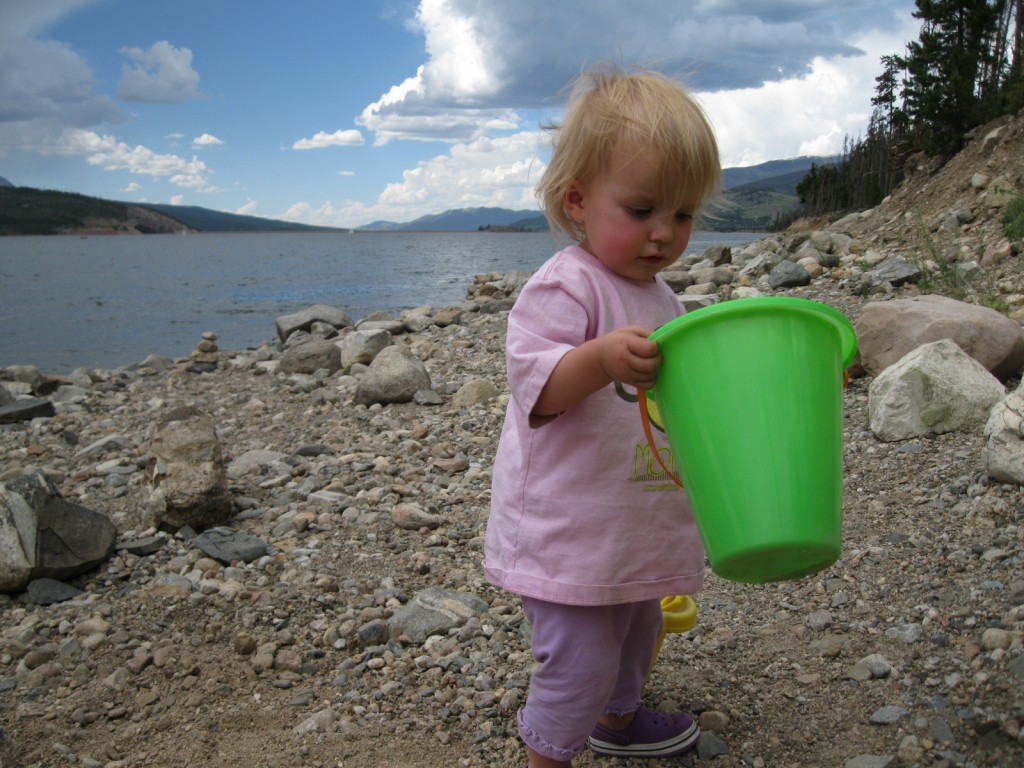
xmin=650 ymin=595 xmax=698 ymax=673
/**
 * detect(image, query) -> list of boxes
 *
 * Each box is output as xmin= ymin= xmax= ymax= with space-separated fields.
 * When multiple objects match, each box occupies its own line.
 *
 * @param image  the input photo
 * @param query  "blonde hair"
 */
xmin=538 ymin=65 xmax=722 ymax=242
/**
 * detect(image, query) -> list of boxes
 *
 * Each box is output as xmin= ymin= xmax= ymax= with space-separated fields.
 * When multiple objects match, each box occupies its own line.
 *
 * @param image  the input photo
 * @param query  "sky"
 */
xmin=0 ymin=0 xmax=922 ymax=229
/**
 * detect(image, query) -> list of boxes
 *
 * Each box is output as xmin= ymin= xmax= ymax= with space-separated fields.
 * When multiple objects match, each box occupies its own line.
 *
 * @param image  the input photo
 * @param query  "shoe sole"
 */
xmin=588 ymin=721 xmax=699 ymax=757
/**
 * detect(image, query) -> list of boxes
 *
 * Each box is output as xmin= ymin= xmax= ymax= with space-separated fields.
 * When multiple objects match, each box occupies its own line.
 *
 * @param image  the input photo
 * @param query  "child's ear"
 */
xmin=564 ymin=182 xmax=586 ymax=222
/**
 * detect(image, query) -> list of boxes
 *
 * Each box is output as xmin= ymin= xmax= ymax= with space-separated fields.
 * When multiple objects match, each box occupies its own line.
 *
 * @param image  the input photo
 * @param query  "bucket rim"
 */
xmin=651 ymin=296 xmax=858 ymax=368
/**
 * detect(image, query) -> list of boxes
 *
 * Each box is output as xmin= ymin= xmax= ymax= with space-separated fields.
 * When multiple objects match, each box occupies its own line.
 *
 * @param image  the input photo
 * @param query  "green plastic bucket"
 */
xmin=645 ymin=297 xmax=858 ymax=584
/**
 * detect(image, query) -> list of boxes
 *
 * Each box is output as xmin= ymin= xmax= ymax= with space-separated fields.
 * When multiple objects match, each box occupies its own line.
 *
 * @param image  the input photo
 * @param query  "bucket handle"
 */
xmin=638 ymin=389 xmax=685 ymax=489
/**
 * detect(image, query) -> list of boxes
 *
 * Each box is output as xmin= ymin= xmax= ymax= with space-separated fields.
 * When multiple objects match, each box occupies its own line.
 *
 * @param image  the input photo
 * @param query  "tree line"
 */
xmin=784 ymin=0 xmax=1023 ymax=225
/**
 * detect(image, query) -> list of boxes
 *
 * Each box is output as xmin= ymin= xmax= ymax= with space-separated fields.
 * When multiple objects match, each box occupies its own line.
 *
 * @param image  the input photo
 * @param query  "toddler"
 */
xmin=483 ymin=65 xmax=722 ymax=767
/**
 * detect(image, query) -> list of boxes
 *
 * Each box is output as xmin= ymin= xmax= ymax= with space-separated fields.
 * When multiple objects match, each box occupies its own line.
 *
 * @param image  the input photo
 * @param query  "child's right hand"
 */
xmin=597 ymin=326 xmax=662 ymax=391
xmin=532 ymin=325 xmax=662 ymax=418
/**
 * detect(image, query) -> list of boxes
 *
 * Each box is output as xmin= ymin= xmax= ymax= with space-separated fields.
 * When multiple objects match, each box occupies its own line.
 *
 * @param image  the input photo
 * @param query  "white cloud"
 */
xmin=54 ymin=128 xmax=211 ymax=188
xmin=170 ymin=194 xmax=185 ymax=205
xmin=291 ymin=129 xmax=365 ymax=150
xmin=337 ymin=170 xmax=355 ymax=176
xmin=118 ymin=41 xmax=202 ymax=104
xmin=192 ymin=133 xmax=223 ymax=148
xmin=123 ymin=182 xmax=141 ymax=192
xmin=357 ymin=0 xmax=917 ymax=145
xmin=0 ymin=1 xmax=123 ymax=141
xmin=235 ymin=200 xmax=258 ymax=216
xmin=701 ymin=14 xmax=920 ymax=165
xmin=282 ymin=130 xmax=547 ymax=228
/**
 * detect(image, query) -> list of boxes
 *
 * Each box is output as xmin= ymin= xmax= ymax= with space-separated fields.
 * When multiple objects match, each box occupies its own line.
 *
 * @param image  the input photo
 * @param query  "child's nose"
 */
xmin=650 ymin=216 xmax=674 ymax=243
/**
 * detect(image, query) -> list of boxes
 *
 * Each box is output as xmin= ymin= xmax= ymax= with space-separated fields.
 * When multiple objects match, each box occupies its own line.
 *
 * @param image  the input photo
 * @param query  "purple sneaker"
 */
xmin=589 ymin=706 xmax=699 ymax=758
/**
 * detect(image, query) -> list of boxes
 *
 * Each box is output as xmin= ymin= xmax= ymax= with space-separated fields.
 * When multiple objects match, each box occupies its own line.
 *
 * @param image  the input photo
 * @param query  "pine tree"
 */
xmin=902 ymin=0 xmax=1003 ymax=154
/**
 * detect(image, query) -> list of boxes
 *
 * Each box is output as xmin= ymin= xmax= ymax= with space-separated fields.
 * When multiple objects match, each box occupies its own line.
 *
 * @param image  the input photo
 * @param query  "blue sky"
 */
xmin=0 ymin=0 xmax=920 ymax=229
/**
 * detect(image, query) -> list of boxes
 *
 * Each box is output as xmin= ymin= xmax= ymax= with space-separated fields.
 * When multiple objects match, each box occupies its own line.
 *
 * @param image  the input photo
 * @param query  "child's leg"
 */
xmin=601 ymin=596 xmax=662 ymax=721
xmin=587 ymin=598 xmax=700 ymax=758
xmin=518 ymin=597 xmax=659 ymax=763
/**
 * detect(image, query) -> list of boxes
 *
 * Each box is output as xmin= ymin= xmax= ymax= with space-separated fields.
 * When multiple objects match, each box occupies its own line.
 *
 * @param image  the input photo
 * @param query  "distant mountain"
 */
xmin=0 ymin=185 xmax=346 ymax=235
xmin=0 ymin=186 xmax=190 ymax=235
xmin=359 ymin=157 xmax=836 ymax=233
xmin=360 ymin=206 xmax=539 ymax=232
xmin=722 ymin=156 xmax=838 ymax=190
xmin=2 ymin=155 xmax=837 ymax=236
xmin=135 ymin=203 xmax=342 ymax=233
xmin=709 ymin=156 xmax=839 ymax=231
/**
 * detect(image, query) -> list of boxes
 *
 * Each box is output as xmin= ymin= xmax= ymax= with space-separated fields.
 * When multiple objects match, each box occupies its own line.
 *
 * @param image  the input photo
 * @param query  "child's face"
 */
xmin=565 ymin=146 xmax=694 ymax=281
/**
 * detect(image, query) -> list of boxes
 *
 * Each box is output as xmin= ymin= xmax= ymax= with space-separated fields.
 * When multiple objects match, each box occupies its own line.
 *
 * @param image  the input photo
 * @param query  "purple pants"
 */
xmin=517 ymin=596 xmax=663 ymax=762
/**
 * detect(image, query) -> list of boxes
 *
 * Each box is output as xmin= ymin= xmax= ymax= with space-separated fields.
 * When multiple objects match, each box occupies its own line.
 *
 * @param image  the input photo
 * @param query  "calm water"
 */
xmin=0 ymin=230 xmax=763 ymax=373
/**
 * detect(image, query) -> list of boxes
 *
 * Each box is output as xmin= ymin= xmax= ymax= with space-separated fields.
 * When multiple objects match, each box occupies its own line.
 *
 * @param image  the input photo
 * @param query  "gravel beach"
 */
xmin=2 ymin=112 xmax=1024 ymax=768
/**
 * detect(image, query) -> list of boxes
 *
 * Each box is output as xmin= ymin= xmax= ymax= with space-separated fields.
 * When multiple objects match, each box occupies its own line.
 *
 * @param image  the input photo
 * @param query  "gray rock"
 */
xmin=0 ymin=484 xmax=34 ymax=591
xmin=387 ymin=587 xmax=488 ymax=643
xmin=413 ymin=389 xmax=445 ymax=406
xmin=696 ymin=731 xmax=729 ymax=760
xmin=355 ymin=345 xmax=431 ymax=405
xmin=22 ymin=578 xmax=83 ymax=605
xmin=689 ymin=266 xmax=734 ymax=287
xmin=929 ymin=717 xmax=957 ymax=745
xmin=193 ymin=527 xmax=268 ymax=564
xmin=73 ymin=434 xmax=135 ymax=460
xmin=0 ymin=471 xmax=116 ymax=592
xmin=885 ymin=624 xmax=923 ymax=644
xmin=339 ymin=328 xmax=392 ymax=369
xmin=844 ymin=756 xmax=894 ymax=768
xmin=700 ymin=243 xmax=732 ymax=265
xmin=659 ymin=269 xmax=695 ymax=292
xmin=14 ymin=471 xmax=116 ymax=573
xmin=357 ymin=619 xmax=390 ymax=647
xmin=275 ymin=304 xmax=353 ymax=343
xmin=278 ymin=338 xmax=341 ymax=375
xmin=431 ymin=306 xmax=464 ymax=327
xmin=116 ymin=534 xmax=168 ymax=557
xmin=451 ymin=378 xmax=499 ymax=407
xmin=865 ymin=258 xmax=921 ymax=287
xmin=4 ymin=365 xmax=44 ymax=393
xmin=0 ymin=398 xmax=55 ymax=424
xmin=391 ymin=502 xmax=443 ymax=530
xmin=868 ymin=339 xmax=1005 ymax=441
xmin=146 ymin=406 xmax=233 ymax=530
xmin=227 ymin=449 xmax=288 ymax=478
xmin=870 ymin=705 xmax=909 ymax=724
xmin=982 ymin=382 xmax=1024 ymax=484
xmin=768 ymin=259 xmax=811 ymax=288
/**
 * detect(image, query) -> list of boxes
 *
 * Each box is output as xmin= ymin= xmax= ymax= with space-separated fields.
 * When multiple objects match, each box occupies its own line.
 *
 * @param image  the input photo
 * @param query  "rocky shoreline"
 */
xmin=1 ymin=260 xmax=1022 ymax=768
xmin=2 ymin=111 xmax=1024 ymax=768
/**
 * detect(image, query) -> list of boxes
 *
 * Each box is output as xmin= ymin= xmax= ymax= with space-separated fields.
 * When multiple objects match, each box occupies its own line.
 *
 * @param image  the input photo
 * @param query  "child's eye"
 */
xmin=626 ymin=207 xmax=652 ymax=218
xmin=675 ymin=211 xmax=693 ymax=222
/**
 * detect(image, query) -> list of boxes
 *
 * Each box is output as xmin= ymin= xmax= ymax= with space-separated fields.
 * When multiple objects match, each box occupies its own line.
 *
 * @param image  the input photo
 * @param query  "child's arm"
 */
xmin=533 ymin=325 xmax=661 ymax=418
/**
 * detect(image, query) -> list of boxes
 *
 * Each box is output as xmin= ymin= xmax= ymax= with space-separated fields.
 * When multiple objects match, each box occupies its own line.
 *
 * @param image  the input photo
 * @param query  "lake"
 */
xmin=0 ymin=230 xmax=764 ymax=373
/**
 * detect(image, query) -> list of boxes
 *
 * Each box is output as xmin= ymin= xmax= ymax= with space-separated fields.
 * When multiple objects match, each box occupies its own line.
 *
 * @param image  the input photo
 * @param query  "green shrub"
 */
xmin=1003 ymin=195 xmax=1024 ymax=241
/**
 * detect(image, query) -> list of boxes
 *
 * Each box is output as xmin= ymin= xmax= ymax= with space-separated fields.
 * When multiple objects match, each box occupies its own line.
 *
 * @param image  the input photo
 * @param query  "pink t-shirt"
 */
xmin=484 ymin=245 xmax=706 ymax=605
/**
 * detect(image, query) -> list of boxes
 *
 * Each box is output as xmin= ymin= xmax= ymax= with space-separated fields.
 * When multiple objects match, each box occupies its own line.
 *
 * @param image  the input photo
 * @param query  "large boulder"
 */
xmin=278 ymin=338 xmax=342 ymax=375
xmin=857 ymin=295 xmax=1024 ymax=380
xmin=275 ymin=304 xmax=353 ymax=343
xmin=338 ymin=328 xmax=392 ymax=369
xmin=868 ymin=339 xmax=1006 ymax=442
xmin=0 ymin=471 xmax=117 ymax=593
xmin=146 ymin=406 xmax=233 ymax=530
xmin=354 ymin=345 xmax=431 ymax=405
xmin=983 ymin=381 xmax=1024 ymax=484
